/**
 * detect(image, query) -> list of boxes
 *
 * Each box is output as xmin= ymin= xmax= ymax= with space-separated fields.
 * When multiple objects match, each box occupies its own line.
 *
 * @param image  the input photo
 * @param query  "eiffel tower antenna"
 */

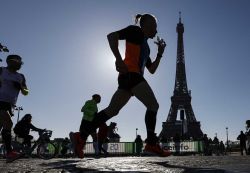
xmin=179 ymin=11 xmax=182 ymax=23
xmin=159 ymin=13 xmax=203 ymax=141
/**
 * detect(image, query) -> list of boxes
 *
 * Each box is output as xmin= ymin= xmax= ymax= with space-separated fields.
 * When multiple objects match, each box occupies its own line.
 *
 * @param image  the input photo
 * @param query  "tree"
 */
xmin=0 ymin=43 xmax=9 ymax=52
xmin=246 ymin=120 xmax=250 ymax=135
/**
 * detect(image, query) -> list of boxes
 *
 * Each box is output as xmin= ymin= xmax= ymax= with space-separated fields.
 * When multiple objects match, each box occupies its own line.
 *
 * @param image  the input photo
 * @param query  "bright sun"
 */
xmin=97 ymin=47 xmax=116 ymax=74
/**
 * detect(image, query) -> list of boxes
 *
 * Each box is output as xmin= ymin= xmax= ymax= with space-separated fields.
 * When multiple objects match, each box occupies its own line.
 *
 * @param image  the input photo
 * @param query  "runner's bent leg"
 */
xmin=131 ymin=81 xmax=159 ymax=144
xmin=105 ymin=89 xmax=132 ymax=116
xmin=131 ymin=81 xmax=171 ymax=156
xmin=0 ymin=111 xmax=13 ymax=153
xmin=91 ymin=132 xmax=98 ymax=155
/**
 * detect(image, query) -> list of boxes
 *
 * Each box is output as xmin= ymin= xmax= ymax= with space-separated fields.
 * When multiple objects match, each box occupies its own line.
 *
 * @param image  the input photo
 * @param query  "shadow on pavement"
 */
xmin=40 ymin=159 xmax=148 ymax=173
xmin=40 ymin=159 xmax=226 ymax=173
xmin=154 ymin=161 xmax=226 ymax=173
xmin=40 ymin=159 xmax=84 ymax=172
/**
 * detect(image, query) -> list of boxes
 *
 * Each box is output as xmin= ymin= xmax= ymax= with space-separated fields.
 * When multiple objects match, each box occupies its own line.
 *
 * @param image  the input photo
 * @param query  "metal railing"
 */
xmin=83 ymin=141 xmax=204 ymax=156
xmin=0 ymin=141 xmax=204 ymax=157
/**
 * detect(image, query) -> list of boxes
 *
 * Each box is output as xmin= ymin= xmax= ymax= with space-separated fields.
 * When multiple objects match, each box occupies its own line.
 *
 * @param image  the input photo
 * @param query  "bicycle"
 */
xmin=5 ymin=129 xmax=57 ymax=162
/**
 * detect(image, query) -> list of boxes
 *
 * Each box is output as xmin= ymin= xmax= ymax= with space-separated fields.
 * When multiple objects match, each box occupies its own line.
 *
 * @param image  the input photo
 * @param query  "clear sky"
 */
xmin=0 ymin=0 xmax=249 ymax=143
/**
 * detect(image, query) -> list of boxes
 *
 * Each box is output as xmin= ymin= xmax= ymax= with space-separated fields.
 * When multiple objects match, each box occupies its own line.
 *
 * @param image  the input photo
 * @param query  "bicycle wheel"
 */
xmin=37 ymin=142 xmax=56 ymax=159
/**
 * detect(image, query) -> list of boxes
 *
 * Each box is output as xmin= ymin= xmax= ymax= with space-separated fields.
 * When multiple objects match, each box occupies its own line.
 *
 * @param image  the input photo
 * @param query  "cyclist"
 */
xmin=79 ymin=13 xmax=170 ymax=157
xmin=0 ymin=55 xmax=29 ymax=162
xmin=14 ymin=114 xmax=43 ymax=147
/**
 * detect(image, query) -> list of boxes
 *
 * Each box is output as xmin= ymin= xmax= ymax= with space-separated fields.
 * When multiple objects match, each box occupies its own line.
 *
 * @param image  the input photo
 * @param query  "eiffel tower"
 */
xmin=160 ymin=13 xmax=203 ymax=141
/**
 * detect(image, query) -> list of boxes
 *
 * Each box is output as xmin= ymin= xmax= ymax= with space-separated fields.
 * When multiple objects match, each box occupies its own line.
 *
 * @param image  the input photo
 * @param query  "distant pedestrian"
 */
xmin=61 ymin=137 xmax=70 ymax=157
xmin=213 ymin=136 xmax=219 ymax=155
xmin=173 ymin=133 xmax=181 ymax=143
xmin=107 ymin=122 xmax=120 ymax=142
xmin=0 ymin=55 xmax=29 ymax=162
xmin=207 ymin=138 xmax=213 ymax=155
xmin=237 ymin=131 xmax=247 ymax=155
xmin=134 ymin=135 xmax=143 ymax=156
xmin=213 ymin=136 xmax=219 ymax=144
xmin=202 ymin=134 xmax=209 ymax=156
xmin=219 ymin=141 xmax=225 ymax=155
xmin=173 ymin=133 xmax=181 ymax=155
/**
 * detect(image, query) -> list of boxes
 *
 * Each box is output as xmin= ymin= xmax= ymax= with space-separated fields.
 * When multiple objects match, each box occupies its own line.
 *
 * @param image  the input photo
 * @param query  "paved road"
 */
xmin=0 ymin=155 xmax=250 ymax=173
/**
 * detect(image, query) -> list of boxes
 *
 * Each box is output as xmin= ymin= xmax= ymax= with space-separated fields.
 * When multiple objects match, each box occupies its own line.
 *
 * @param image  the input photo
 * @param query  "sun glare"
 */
xmin=97 ymin=47 xmax=116 ymax=75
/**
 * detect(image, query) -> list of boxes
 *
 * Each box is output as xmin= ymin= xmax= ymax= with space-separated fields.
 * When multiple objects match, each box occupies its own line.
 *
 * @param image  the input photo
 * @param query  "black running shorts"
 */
xmin=118 ymin=72 xmax=146 ymax=90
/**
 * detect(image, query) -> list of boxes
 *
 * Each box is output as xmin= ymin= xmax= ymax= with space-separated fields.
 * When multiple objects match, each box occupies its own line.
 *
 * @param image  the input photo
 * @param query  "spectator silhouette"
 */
xmin=219 ymin=141 xmax=225 ymax=155
xmin=61 ymin=137 xmax=70 ymax=157
xmin=213 ymin=136 xmax=219 ymax=155
xmin=237 ymin=131 xmax=247 ymax=155
xmin=134 ymin=135 xmax=143 ymax=156
xmin=173 ymin=133 xmax=181 ymax=155
xmin=108 ymin=122 xmax=120 ymax=142
xmin=202 ymin=134 xmax=209 ymax=156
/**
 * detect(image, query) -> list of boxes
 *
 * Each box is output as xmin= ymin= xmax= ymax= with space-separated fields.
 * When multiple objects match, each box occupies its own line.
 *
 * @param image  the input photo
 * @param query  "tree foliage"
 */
xmin=246 ymin=120 xmax=250 ymax=128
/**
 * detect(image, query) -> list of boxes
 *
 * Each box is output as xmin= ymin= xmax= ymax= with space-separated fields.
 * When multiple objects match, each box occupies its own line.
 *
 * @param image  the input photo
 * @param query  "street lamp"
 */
xmin=136 ymin=128 xmax=138 ymax=137
xmin=14 ymin=106 xmax=23 ymax=123
xmin=226 ymin=127 xmax=229 ymax=149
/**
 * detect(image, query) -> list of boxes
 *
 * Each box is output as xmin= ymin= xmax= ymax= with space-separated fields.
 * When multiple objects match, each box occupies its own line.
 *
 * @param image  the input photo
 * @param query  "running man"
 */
xmin=79 ymin=13 xmax=170 ymax=157
xmin=71 ymin=94 xmax=101 ymax=158
xmin=0 ymin=55 xmax=29 ymax=162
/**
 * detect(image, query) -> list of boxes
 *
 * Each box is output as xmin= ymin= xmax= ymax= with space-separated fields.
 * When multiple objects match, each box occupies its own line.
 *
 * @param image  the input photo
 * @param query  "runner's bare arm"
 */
xmin=147 ymin=39 xmax=166 ymax=74
xmin=20 ymin=74 xmax=29 ymax=96
xmin=107 ymin=32 xmax=128 ymax=73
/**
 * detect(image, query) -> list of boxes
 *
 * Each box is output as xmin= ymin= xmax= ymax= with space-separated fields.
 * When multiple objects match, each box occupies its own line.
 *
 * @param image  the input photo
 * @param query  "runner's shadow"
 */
xmin=40 ymin=159 xmax=147 ymax=173
xmin=39 ymin=159 xmax=81 ymax=172
xmin=153 ymin=161 xmax=225 ymax=173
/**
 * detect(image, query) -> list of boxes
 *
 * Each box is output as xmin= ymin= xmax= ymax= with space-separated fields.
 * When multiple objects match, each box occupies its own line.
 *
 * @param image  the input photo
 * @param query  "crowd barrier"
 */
xmin=0 ymin=141 xmax=204 ymax=156
xmin=83 ymin=141 xmax=204 ymax=155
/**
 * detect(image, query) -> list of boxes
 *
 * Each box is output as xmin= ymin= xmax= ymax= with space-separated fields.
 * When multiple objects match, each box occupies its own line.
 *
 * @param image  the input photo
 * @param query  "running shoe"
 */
xmin=70 ymin=132 xmax=85 ymax=158
xmin=144 ymin=143 xmax=171 ymax=157
xmin=76 ymin=133 xmax=85 ymax=159
xmin=6 ymin=151 xmax=23 ymax=163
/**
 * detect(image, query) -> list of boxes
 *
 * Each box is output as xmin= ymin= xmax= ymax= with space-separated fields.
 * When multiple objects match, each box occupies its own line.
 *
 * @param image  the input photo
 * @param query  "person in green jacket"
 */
xmin=81 ymin=94 xmax=101 ymax=155
xmin=80 ymin=94 xmax=100 ymax=122
xmin=70 ymin=94 xmax=101 ymax=158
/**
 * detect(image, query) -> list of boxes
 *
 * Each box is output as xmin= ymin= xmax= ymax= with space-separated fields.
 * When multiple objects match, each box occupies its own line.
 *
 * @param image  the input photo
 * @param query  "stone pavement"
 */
xmin=0 ymin=155 xmax=250 ymax=173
